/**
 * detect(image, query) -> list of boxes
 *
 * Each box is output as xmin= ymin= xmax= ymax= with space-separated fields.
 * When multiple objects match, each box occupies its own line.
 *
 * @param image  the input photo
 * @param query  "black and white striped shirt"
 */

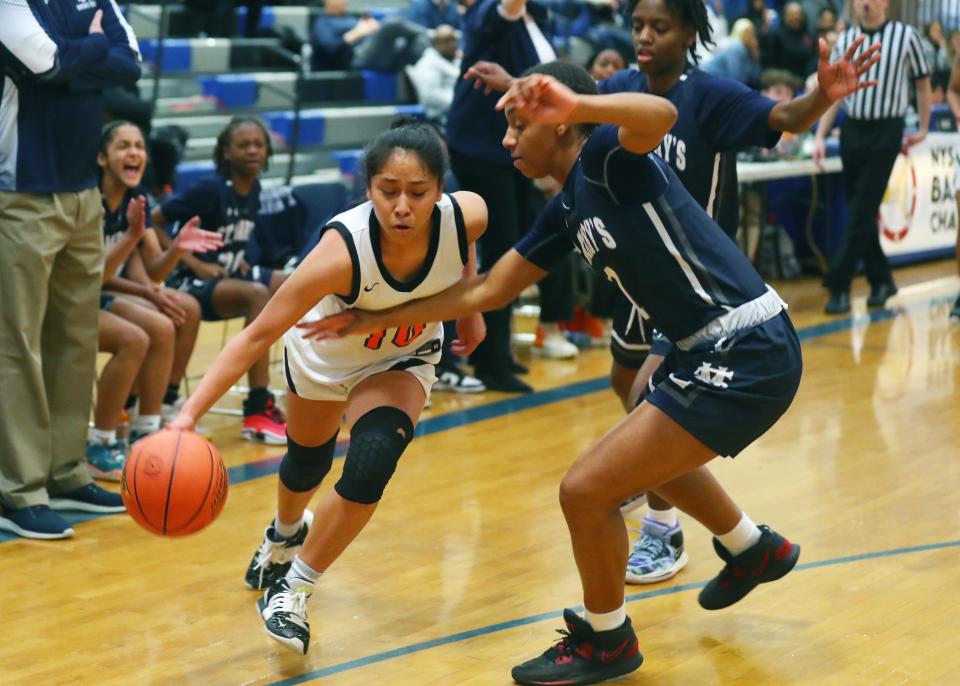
xmin=832 ymin=21 xmax=930 ymax=121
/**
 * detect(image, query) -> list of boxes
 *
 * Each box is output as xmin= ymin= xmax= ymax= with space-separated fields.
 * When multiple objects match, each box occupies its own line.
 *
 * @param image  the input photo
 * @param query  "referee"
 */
xmin=813 ymin=0 xmax=931 ymax=315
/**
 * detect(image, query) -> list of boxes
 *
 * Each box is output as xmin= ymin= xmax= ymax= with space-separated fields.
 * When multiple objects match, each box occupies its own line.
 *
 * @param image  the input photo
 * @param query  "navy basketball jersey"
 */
xmin=247 ymin=185 xmax=309 ymax=269
xmin=102 ymin=187 xmax=153 ymax=277
xmin=599 ymin=68 xmax=780 ymax=237
xmin=515 ymin=126 xmax=769 ymax=341
xmin=160 ymin=177 xmax=261 ymax=276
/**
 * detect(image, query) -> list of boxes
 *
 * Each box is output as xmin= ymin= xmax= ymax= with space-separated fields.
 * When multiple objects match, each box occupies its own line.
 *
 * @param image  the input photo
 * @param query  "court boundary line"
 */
xmin=0 ymin=293 xmax=952 ymax=544
xmin=265 ymin=538 xmax=960 ymax=685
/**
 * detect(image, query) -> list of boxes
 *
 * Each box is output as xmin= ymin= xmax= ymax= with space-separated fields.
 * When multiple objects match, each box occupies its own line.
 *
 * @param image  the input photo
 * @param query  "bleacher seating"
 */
xmin=122 ymin=3 xmax=427 ymax=197
xmin=125 ymin=2 xmax=410 ymax=41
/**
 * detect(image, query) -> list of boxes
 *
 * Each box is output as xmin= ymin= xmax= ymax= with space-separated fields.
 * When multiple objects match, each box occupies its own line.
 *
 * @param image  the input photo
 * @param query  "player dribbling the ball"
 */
xmin=170 ymin=119 xmax=487 ymax=654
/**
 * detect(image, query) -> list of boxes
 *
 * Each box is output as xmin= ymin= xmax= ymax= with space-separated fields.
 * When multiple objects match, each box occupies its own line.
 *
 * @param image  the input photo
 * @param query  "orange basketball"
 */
xmin=121 ymin=429 xmax=229 ymax=537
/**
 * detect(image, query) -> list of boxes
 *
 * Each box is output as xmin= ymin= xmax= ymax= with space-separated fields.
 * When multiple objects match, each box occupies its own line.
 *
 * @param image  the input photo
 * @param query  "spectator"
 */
xmin=0 ymin=2 xmax=140 ymax=539
xmin=800 ymin=0 xmax=837 ymax=38
xmin=922 ymin=20 xmax=952 ymax=73
xmin=587 ymin=48 xmax=626 ymax=81
xmin=405 ymin=0 xmax=463 ymax=29
xmin=702 ymin=17 xmax=762 ymax=86
xmin=447 ymin=0 xmax=556 ymax=392
xmin=814 ymin=6 xmax=838 ymax=39
xmin=311 ymin=0 xmax=429 ymax=72
xmin=763 ymin=2 xmax=818 ymax=80
xmin=407 ymin=24 xmax=462 ymax=124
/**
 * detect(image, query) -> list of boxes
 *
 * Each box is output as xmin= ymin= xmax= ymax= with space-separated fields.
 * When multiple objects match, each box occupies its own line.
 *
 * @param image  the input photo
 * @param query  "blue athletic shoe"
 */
xmin=50 ymin=483 xmax=125 ymax=514
xmin=625 ymin=519 xmax=689 ymax=584
xmin=0 ymin=505 xmax=74 ymax=539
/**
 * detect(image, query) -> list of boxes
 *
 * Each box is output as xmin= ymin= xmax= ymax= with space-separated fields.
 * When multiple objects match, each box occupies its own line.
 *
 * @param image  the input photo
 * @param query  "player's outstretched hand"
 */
xmin=465 ymin=61 xmax=514 ymax=95
xmin=173 ymin=216 xmax=224 ymax=254
xmin=167 ymin=412 xmax=196 ymax=432
xmin=297 ymin=310 xmax=381 ymax=340
xmin=496 ymin=74 xmax=578 ymax=125
xmin=818 ymin=35 xmax=880 ymax=102
xmin=450 ymin=312 xmax=486 ymax=356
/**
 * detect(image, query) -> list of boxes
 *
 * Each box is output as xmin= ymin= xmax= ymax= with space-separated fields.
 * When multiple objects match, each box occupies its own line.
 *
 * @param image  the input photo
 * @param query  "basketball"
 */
xmin=121 ymin=429 xmax=229 ymax=537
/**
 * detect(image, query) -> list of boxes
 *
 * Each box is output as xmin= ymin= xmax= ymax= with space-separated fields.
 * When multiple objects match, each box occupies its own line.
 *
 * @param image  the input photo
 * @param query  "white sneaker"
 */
xmin=433 ymin=367 xmax=486 ymax=393
xmin=161 ymin=398 xmax=185 ymax=424
xmin=533 ymin=330 xmax=579 ymax=359
xmin=161 ymin=398 xmax=211 ymax=435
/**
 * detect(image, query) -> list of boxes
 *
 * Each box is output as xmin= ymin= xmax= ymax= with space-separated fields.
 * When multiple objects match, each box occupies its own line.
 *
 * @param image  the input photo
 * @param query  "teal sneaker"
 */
xmin=85 ymin=441 xmax=126 ymax=482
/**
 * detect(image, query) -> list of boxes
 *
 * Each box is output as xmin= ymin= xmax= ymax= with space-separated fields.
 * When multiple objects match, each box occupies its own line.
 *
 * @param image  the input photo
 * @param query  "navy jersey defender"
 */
xmin=598 ymin=69 xmax=781 ymax=370
xmin=599 ymin=68 xmax=779 ymax=238
xmin=515 ymin=125 xmax=801 ymax=456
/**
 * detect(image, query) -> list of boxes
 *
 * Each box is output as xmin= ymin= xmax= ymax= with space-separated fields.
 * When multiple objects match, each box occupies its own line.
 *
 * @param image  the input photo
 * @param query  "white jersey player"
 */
xmin=171 ymin=120 xmax=487 ymax=655
xmin=283 ymin=193 xmax=471 ymax=399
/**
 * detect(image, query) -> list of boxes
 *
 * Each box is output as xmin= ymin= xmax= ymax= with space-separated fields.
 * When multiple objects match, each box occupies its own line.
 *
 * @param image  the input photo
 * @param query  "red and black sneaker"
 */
xmin=511 ymin=609 xmax=643 ymax=686
xmin=242 ymin=394 xmax=288 ymax=445
xmin=698 ymin=524 xmax=800 ymax=611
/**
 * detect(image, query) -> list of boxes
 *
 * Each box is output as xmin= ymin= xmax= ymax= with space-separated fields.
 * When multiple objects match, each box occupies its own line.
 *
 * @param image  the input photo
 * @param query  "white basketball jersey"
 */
xmin=283 ymin=194 xmax=468 ymax=386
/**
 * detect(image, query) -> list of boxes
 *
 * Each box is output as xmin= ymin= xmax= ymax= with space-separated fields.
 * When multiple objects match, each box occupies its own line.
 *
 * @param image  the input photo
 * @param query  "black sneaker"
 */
xmin=244 ymin=510 xmax=314 ymax=590
xmin=824 ymin=291 xmax=850 ymax=315
xmin=511 ymin=609 xmax=643 ymax=686
xmin=950 ymin=295 xmax=960 ymax=321
xmin=475 ymin=370 xmax=533 ymax=393
xmin=698 ymin=525 xmax=800 ymax=611
xmin=49 ymin=483 xmax=125 ymax=513
xmin=0 ymin=505 xmax=75 ymax=540
xmin=866 ymin=281 xmax=898 ymax=308
xmin=258 ymin=578 xmax=311 ymax=654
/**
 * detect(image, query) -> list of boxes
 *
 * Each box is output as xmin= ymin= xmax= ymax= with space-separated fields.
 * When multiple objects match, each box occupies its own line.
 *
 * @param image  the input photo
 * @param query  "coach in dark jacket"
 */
xmin=0 ymin=1 xmax=140 ymax=539
xmin=446 ymin=0 xmax=555 ymax=392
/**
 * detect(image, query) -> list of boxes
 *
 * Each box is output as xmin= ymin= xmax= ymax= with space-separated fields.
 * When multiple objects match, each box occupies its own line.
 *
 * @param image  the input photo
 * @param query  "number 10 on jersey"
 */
xmin=364 ymin=324 xmax=427 ymax=350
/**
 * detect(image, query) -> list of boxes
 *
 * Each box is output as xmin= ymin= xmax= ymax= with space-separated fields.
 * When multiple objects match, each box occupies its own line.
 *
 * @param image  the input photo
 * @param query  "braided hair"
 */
xmin=626 ymin=0 xmax=714 ymax=64
xmin=213 ymin=116 xmax=272 ymax=177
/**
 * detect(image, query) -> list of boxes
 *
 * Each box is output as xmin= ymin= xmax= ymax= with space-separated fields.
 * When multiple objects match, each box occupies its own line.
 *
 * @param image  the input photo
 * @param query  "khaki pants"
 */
xmin=0 ymin=189 xmax=103 ymax=509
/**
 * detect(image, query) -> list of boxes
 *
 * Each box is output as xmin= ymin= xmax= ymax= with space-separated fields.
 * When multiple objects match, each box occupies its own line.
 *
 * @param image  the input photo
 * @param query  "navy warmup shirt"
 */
xmin=599 ymin=68 xmax=780 ymax=237
xmin=515 ymin=126 xmax=769 ymax=342
xmin=102 ymin=187 xmax=153 ymax=249
xmin=161 ymin=177 xmax=261 ymax=277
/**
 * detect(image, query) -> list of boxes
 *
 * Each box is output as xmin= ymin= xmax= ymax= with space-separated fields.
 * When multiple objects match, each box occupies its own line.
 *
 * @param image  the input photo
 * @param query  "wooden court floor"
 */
xmin=3 ymin=261 xmax=960 ymax=686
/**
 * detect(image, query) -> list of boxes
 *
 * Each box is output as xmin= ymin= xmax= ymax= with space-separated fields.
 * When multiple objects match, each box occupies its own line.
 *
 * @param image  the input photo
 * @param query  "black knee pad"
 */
xmin=279 ymin=430 xmax=339 ymax=493
xmin=335 ymin=407 xmax=414 ymax=505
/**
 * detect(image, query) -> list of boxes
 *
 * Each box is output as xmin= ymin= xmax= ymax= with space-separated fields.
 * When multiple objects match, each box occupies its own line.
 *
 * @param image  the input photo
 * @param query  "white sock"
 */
xmin=90 ymin=428 xmax=117 ymax=445
xmin=646 ymin=506 xmax=678 ymax=528
xmin=717 ymin=513 xmax=762 ymax=556
xmin=584 ymin=603 xmax=627 ymax=632
xmin=274 ymin=511 xmax=304 ymax=538
xmin=131 ymin=415 xmax=162 ymax=433
xmin=284 ymin=555 xmax=322 ymax=595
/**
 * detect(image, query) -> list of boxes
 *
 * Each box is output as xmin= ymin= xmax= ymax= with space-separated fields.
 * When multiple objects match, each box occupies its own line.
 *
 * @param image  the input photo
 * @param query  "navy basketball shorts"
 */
xmin=643 ymin=311 xmax=803 ymax=458
xmin=173 ymin=266 xmax=275 ymax=322
xmin=100 ymin=292 xmax=116 ymax=311
xmin=610 ymin=292 xmax=673 ymax=369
